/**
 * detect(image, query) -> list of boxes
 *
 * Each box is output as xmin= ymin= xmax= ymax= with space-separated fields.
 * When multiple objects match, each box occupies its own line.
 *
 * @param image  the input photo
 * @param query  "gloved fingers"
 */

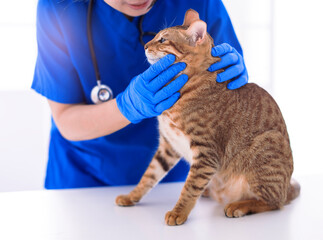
xmin=141 ymin=54 xmax=176 ymax=82
xmin=152 ymin=74 xmax=188 ymax=104
xmin=211 ymin=43 xmax=233 ymax=57
xmin=154 ymin=92 xmax=180 ymax=113
xmin=208 ymin=52 xmax=239 ymax=72
xmin=216 ymin=61 xmax=245 ymax=83
xmin=227 ymin=71 xmax=249 ymax=90
xmin=147 ymin=62 xmax=186 ymax=93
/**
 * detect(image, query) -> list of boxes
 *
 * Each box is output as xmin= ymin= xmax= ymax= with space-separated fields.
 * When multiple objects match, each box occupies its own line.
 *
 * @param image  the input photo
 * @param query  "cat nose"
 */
xmin=144 ymin=42 xmax=151 ymax=50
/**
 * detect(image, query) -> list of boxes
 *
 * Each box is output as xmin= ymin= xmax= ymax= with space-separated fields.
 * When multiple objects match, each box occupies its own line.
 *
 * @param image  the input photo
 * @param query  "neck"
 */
xmin=179 ymin=43 xmax=224 ymax=96
xmin=123 ymin=14 xmax=134 ymax=21
xmin=180 ymin=41 xmax=217 ymax=78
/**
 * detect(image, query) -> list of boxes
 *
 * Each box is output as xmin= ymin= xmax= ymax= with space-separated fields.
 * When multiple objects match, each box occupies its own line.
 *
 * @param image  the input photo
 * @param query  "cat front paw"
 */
xmin=115 ymin=194 xmax=136 ymax=207
xmin=165 ymin=210 xmax=188 ymax=226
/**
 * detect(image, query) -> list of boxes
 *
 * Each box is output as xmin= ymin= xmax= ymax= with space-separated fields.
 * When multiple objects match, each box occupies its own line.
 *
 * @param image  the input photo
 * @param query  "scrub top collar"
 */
xmin=95 ymin=0 xmax=160 ymax=43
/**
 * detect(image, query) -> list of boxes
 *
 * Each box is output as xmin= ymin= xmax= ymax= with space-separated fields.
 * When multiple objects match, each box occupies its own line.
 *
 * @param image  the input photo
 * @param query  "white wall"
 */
xmin=224 ymin=0 xmax=274 ymax=93
xmin=0 ymin=0 xmax=49 ymax=192
xmin=0 ymin=0 xmax=38 ymax=91
xmin=0 ymin=91 xmax=49 ymax=192
xmin=0 ymin=0 xmax=322 ymax=192
xmin=272 ymin=0 xmax=323 ymax=176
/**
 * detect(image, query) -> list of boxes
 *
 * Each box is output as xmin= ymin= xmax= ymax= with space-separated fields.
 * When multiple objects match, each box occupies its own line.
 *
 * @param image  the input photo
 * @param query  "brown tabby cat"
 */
xmin=115 ymin=9 xmax=300 ymax=226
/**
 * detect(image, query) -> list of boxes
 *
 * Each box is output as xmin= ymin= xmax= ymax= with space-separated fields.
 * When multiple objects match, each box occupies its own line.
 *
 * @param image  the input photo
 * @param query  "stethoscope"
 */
xmin=87 ymin=0 xmax=157 ymax=104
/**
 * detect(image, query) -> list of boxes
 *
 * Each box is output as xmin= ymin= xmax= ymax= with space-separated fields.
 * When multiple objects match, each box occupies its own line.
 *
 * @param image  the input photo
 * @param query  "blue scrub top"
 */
xmin=32 ymin=0 xmax=243 ymax=189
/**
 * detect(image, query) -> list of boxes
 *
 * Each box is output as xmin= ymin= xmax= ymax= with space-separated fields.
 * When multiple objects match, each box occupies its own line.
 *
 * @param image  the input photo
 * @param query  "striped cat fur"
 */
xmin=115 ymin=9 xmax=300 ymax=226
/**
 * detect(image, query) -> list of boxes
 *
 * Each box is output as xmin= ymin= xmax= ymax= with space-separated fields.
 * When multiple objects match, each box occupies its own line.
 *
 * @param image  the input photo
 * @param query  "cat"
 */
xmin=115 ymin=9 xmax=300 ymax=226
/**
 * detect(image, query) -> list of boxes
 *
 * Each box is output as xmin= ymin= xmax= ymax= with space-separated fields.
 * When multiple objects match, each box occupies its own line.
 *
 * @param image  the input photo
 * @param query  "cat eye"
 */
xmin=159 ymin=38 xmax=166 ymax=43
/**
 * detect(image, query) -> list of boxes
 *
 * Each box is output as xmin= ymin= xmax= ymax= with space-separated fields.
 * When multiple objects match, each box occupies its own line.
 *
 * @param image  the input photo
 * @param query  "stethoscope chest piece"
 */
xmin=88 ymin=0 xmax=113 ymax=105
xmin=91 ymin=83 xmax=113 ymax=104
xmin=87 ymin=0 xmax=156 ymax=105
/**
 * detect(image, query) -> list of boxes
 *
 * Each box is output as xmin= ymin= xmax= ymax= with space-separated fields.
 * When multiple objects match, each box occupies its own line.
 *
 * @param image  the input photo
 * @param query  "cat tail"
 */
xmin=285 ymin=178 xmax=301 ymax=204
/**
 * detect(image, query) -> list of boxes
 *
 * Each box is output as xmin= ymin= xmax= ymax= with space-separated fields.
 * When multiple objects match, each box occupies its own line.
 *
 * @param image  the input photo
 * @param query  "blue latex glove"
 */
xmin=116 ymin=54 xmax=188 ymax=124
xmin=208 ymin=43 xmax=248 ymax=90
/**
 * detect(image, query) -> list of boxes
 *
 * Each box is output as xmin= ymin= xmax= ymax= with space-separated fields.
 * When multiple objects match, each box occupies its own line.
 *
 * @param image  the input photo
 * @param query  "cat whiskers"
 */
xmin=161 ymin=17 xmax=177 ymax=31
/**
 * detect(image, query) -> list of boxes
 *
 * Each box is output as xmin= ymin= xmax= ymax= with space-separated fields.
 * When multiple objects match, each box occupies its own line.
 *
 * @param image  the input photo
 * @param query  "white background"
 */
xmin=0 ymin=0 xmax=322 ymax=192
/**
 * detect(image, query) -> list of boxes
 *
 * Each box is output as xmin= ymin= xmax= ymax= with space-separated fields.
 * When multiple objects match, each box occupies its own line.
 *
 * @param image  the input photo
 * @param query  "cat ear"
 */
xmin=182 ymin=9 xmax=200 ymax=27
xmin=186 ymin=20 xmax=207 ymax=46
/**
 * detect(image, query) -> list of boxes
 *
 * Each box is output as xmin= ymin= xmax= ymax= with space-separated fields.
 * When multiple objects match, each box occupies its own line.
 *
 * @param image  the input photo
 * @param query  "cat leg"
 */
xmin=224 ymin=199 xmax=278 ymax=217
xmin=165 ymin=155 xmax=217 ymax=225
xmin=224 ymin=179 xmax=300 ymax=217
xmin=116 ymin=136 xmax=181 ymax=206
xmin=224 ymin=130 xmax=293 ymax=217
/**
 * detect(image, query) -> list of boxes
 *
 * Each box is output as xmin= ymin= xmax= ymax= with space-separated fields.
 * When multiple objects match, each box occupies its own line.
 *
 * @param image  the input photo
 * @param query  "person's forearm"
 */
xmin=48 ymin=99 xmax=130 ymax=141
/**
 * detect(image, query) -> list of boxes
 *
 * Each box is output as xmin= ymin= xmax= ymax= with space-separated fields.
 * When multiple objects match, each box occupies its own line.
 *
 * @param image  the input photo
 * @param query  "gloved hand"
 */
xmin=116 ymin=54 xmax=188 ymax=124
xmin=208 ymin=43 xmax=248 ymax=90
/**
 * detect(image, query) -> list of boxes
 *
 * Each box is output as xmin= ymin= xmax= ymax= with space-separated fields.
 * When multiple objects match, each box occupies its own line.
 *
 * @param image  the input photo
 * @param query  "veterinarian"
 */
xmin=32 ymin=0 xmax=248 ymax=189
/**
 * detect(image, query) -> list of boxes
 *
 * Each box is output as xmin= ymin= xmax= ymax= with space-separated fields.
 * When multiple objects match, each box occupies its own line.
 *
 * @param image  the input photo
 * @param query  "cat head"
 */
xmin=144 ymin=9 xmax=214 ymax=68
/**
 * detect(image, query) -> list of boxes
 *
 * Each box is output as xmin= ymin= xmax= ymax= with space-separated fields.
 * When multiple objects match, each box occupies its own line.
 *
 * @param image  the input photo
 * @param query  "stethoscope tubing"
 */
xmin=87 ymin=0 xmax=101 ymax=85
xmin=87 ymin=0 xmax=157 ymax=103
xmin=138 ymin=15 xmax=157 ymax=46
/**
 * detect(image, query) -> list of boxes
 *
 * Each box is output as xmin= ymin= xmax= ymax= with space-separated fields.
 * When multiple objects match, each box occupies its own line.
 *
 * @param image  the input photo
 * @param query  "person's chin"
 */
xmin=125 ymin=9 xmax=149 ymax=17
xmin=123 ymin=0 xmax=152 ymax=16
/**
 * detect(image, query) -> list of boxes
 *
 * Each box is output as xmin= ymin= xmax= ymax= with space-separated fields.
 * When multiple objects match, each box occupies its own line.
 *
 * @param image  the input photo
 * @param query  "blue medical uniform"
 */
xmin=32 ymin=0 xmax=243 ymax=189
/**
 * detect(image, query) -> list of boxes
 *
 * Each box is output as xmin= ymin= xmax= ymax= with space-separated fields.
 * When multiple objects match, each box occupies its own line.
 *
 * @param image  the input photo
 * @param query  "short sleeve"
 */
xmin=32 ymin=0 xmax=85 ymax=103
xmin=205 ymin=0 xmax=243 ymax=56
